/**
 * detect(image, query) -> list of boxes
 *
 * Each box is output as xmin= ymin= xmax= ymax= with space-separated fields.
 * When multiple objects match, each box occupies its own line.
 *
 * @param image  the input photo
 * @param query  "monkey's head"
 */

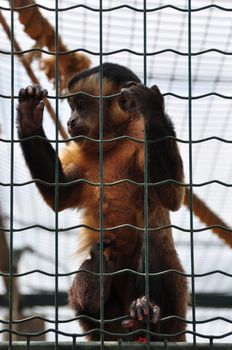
xmin=67 ymin=63 xmax=141 ymax=149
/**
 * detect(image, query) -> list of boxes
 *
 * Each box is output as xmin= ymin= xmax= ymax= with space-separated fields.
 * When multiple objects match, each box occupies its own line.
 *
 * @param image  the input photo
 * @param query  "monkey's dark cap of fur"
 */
xmin=68 ymin=62 xmax=141 ymax=89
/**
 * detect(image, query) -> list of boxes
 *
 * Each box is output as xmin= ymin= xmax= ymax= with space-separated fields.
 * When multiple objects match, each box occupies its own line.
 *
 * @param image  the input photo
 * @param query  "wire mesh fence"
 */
xmin=0 ymin=0 xmax=232 ymax=349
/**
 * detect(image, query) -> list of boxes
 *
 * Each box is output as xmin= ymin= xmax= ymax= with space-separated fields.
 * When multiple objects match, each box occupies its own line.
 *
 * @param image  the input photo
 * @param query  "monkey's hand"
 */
xmin=17 ymin=85 xmax=48 ymax=137
xmin=119 ymin=83 xmax=164 ymax=120
xmin=69 ymin=238 xmax=115 ymax=316
xmin=121 ymin=296 xmax=160 ymax=330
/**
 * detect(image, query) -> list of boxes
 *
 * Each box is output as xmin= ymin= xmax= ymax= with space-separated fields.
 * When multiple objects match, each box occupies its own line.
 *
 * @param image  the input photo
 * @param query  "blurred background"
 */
xmin=0 ymin=0 xmax=231 ymax=344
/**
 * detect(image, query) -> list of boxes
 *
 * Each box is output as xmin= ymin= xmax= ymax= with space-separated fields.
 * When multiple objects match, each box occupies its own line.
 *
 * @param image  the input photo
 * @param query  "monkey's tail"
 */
xmin=184 ymin=188 xmax=232 ymax=248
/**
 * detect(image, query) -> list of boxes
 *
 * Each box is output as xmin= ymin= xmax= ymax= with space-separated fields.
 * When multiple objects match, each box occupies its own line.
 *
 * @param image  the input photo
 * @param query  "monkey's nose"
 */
xmin=67 ymin=117 xmax=77 ymax=127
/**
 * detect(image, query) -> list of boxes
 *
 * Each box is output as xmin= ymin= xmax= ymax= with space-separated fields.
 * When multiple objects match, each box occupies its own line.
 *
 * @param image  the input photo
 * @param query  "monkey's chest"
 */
xmin=83 ymin=181 xmax=143 ymax=226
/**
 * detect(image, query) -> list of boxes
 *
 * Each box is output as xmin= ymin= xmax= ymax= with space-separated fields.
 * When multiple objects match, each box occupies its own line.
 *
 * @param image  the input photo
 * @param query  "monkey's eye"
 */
xmin=68 ymin=99 xmax=75 ymax=111
xmin=77 ymin=99 xmax=88 ymax=112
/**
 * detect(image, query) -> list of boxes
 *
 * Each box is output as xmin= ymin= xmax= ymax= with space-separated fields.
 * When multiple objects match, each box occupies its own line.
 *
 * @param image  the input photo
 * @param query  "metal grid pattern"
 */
xmin=0 ymin=0 xmax=232 ymax=348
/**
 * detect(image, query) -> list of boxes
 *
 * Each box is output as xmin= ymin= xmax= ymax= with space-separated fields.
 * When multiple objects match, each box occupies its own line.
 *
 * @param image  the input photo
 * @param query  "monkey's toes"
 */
xmin=151 ymin=304 xmax=160 ymax=324
xmin=122 ymin=297 xmax=160 ymax=330
xmin=121 ymin=318 xmax=136 ymax=330
xmin=130 ymin=296 xmax=149 ymax=321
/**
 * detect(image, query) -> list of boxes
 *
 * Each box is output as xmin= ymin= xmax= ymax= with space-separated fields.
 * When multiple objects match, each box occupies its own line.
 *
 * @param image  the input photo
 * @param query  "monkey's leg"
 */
xmin=148 ymin=233 xmax=188 ymax=341
xmin=17 ymin=86 xmax=78 ymax=210
xmin=69 ymin=240 xmax=116 ymax=340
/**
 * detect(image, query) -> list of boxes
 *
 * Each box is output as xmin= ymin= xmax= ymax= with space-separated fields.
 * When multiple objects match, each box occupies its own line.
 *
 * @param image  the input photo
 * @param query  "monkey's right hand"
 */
xmin=17 ymin=86 xmax=48 ymax=137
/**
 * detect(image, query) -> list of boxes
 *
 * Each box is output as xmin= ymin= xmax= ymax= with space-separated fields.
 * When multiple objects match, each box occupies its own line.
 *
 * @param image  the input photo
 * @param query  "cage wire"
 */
xmin=0 ymin=0 xmax=232 ymax=349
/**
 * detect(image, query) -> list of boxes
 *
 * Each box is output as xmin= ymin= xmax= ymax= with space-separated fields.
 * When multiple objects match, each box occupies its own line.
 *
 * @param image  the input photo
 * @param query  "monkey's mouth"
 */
xmin=68 ymin=119 xmax=89 ymax=139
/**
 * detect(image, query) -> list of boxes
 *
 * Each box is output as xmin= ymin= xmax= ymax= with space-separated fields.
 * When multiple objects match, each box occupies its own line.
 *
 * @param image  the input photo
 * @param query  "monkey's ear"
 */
xmin=150 ymin=85 xmax=164 ymax=111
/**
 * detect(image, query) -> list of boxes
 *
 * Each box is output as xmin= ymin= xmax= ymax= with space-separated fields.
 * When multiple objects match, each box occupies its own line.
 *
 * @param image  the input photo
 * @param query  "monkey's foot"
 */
xmin=17 ymin=85 xmax=48 ymax=136
xmin=121 ymin=296 xmax=160 ymax=330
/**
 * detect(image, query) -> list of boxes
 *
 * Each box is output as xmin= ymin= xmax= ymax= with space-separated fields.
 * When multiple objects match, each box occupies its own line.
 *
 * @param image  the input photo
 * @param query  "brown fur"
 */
xmin=60 ymin=117 xmax=145 ymax=256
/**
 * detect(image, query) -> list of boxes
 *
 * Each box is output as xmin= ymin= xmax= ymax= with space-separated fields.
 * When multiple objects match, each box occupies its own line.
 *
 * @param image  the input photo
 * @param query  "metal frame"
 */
xmin=0 ymin=341 xmax=232 ymax=350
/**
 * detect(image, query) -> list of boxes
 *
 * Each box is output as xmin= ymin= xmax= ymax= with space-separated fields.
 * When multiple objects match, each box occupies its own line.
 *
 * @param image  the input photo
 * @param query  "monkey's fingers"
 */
xmin=119 ymin=84 xmax=153 ymax=114
xmin=18 ymin=88 xmax=27 ymax=100
xmin=19 ymin=86 xmax=48 ymax=102
xmin=119 ymin=88 xmax=137 ymax=112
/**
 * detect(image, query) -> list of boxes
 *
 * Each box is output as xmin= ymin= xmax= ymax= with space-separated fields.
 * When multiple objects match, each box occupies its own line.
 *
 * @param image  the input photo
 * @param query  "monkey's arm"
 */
xmin=145 ymin=89 xmax=184 ymax=211
xmin=17 ymin=86 xmax=80 ymax=211
xmin=120 ymin=84 xmax=184 ymax=211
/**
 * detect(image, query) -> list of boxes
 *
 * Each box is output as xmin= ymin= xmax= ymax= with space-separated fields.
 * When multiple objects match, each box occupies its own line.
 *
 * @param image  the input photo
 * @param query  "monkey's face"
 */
xmin=67 ymin=93 xmax=98 ymax=139
xmin=67 ymin=74 xmax=141 ymax=149
xmin=67 ymin=75 xmax=109 ymax=143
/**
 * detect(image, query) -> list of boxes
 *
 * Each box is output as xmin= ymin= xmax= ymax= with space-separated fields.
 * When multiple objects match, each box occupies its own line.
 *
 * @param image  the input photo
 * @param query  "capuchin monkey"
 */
xmin=17 ymin=63 xmax=188 ymax=341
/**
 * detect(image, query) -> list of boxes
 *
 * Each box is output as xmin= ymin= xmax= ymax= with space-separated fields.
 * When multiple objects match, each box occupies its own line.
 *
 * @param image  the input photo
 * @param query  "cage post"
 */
xmin=99 ymin=0 xmax=105 ymax=347
xmin=187 ymin=0 xmax=196 ymax=345
xmin=143 ymin=0 xmax=151 ymax=345
xmin=8 ymin=1 xmax=15 ymax=346
xmin=54 ymin=0 xmax=60 ymax=347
